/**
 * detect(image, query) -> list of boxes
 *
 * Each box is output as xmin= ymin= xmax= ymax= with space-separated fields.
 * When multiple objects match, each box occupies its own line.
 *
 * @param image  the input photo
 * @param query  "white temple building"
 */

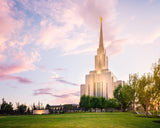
xmin=80 ymin=17 xmax=124 ymax=99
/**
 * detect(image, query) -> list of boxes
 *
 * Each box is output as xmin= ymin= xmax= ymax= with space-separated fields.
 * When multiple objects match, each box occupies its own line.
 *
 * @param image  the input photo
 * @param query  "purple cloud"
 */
xmin=0 ymin=75 xmax=33 ymax=84
xmin=33 ymin=88 xmax=80 ymax=98
xmin=56 ymin=79 xmax=79 ymax=86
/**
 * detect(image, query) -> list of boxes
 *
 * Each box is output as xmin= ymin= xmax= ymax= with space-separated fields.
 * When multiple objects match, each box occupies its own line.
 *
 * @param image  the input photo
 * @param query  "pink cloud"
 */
xmin=34 ymin=88 xmax=53 ymax=96
xmin=0 ymin=49 xmax=40 ymax=75
xmin=0 ymin=75 xmax=32 ymax=84
xmin=0 ymin=64 xmax=30 ymax=75
xmin=53 ymin=94 xmax=80 ymax=104
xmin=17 ymin=0 xmax=127 ymax=56
xmin=0 ymin=50 xmax=40 ymax=83
xmin=33 ymin=88 xmax=79 ymax=98
xmin=0 ymin=0 xmax=23 ymax=40
xmin=107 ymin=39 xmax=128 ymax=56
xmin=35 ymin=0 xmax=123 ymax=56
xmin=0 ymin=0 xmax=22 ymax=63
xmin=56 ymin=79 xmax=79 ymax=86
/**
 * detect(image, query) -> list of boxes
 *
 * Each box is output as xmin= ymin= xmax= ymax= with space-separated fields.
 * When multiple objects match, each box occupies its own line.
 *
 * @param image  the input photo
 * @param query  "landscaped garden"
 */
xmin=0 ymin=112 xmax=160 ymax=128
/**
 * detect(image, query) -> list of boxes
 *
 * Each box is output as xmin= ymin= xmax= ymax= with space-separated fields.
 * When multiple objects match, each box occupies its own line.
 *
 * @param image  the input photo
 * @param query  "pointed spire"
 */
xmin=99 ymin=16 xmax=104 ymax=50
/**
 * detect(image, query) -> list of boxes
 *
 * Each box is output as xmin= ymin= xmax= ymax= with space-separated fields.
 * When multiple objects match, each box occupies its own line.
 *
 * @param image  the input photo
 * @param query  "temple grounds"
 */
xmin=0 ymin=112 xmax=160 ymax=128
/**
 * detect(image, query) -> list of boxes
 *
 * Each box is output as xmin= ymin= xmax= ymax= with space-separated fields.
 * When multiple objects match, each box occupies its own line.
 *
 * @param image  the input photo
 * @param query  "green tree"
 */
xmin=80 ymin=95 xmax=86 ymax=111
xmin=129 ymin=73 xmax=139 ymax=112
xmin=152 ymin=59 xmax=160 ymax=115
xmin=32 ymin=103 xmax=36 ymax=110
xmin=80 ymin=95 xmax=90 ymax=111
xmin=106 ymin=98 xmax=119 ymax=111
xmin=17 ymin=104 xmax=27 ymax=114
xmin=99 ymin=97 xmax=106 ymax=112
xmin=0 ymin=98 xmax=13 ymax=114
xmin=27 ymin=107 xmax=31 ymax=115
xmin=114 ymin=84 xmax=133 ymax=112
xmin=85 ymin=95 xmax=90 ymax=111
xmin=45 ymin=104 xmax=50 ymax=109
xmin=137 ymin=73 xmax=154 ymax=117
xmin=90 ymin=97 xmax=101 ymax=112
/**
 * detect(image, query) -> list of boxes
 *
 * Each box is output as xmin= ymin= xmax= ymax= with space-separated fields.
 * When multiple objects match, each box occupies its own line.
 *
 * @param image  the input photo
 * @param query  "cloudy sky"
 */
xmin=0 ymin=0 xmax=160 ymax=107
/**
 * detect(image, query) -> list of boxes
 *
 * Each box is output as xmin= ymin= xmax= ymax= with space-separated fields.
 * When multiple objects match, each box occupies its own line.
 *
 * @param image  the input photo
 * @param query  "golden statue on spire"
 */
xmin=100 ymin=16 xmax=102 ymax=23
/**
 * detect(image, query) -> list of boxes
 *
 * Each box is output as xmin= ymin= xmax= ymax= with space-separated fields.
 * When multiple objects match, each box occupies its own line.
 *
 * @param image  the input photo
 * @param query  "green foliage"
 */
xmin=114 ymin=84 xmax=134 ymax=111
xmin=0 ymin=98 xmax=13 ymax=114
xmin=85 ymin=96 xmax=90 ymax=110
xmin=32 ymin=103 xmax=37 ymax=110
xmin=45 ymin=104 xmax=53 ymax=114
xmin=129 ymin=73 xmax=139 ymax=112
xmin=106 ymin=98 xmax=119 ymax=109
xmin=136 ymin=73 xmax=154 ymax=116
xmin=17 ymin=104 xmax=27 ymax=114
xmin=45 ymin=104 xmax=50 ymax=109
xmin=27 ymin=107 xmax=31 ymax=115
xmin=80 ymin=95 xmax=119 ymax=111
xmin=90 ymin=96 xmax=100 ymax=109
xmin=100 ymin=97 xmax=106 ymax=109
xmin=79 ymin=95 xmax=86 ymax=108
xmin=80 ymin=95 xmax=90 ymax=111
xmin=152 ymin=59 xmax=160 ymax=113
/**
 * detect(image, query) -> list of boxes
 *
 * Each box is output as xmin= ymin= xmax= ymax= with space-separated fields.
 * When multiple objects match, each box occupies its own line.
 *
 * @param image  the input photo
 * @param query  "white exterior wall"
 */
xmin=80 ymin=84 xmax=85 ymax=96
xmin=82 ymin=70 xmax=117 ymax=99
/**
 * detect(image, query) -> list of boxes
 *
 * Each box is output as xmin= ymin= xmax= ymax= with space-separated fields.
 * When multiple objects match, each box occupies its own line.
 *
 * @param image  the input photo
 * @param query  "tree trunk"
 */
xmin=133 ymin=100 xmax=136 ymax=113
xmin=121 ymin=104 xmax=123 ymax=112
xmin=156 ymin=102 xmax=159 ymax=116
xmin=145 ymin=104 xmax=148 ymax=117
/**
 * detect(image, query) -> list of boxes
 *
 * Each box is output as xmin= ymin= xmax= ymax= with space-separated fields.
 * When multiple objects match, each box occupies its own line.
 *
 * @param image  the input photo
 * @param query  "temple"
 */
xmin=80 ymin=17 xmax=124 ymax=99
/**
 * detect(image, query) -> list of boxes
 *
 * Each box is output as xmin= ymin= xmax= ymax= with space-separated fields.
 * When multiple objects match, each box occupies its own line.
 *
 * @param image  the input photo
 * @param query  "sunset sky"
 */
xmin=0 ymin=0 xmax=160 ymax=107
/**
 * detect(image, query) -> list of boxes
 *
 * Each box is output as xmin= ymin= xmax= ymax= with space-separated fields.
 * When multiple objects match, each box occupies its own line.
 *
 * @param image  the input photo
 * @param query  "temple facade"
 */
xmin=80 ymin=17 xmax=124 ymax=99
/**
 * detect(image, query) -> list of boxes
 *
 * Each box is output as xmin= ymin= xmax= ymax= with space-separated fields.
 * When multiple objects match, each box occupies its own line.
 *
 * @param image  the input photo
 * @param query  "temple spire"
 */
xmin=99 ymin=16 xmax=104 ymax=50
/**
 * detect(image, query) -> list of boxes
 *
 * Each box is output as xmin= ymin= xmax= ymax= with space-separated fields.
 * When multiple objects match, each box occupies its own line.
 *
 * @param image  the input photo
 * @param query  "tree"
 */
xmin=80 ymin=95 xmax=91 ymax=111
xmin=17 ymin=104 xmax=27 ymax=114
xmin=90 ymin=96 xmax=101 ymax=112
xmin=45 ymin=104 xmax=53 ymax=114
xmin=32 ymin=103 xmax=37 ymax=110
xmin=85 ymin=95 xmax=90 ymax=111
xmin=45 ymin=104 xmax=50 ymax=109
xmin=27 ymin=107 xmax=31 ymax=115
xmin=106 ymin=98 xmax=119 ymax=111
xmin=129 ymin=73 xmax=139 ymax=112
xmin=99 ymin=97 xmax=106 ymax=112
xmin=136 ymin=73 xmax=154 ymax=117
xmin=152 ymin=59 xmax=160 ymax=115
xmin=0 ymin=99 xmax=13 ymax=114
xmin=80 ymin=95 xmax=86 ymax=111
xmin=114 ymin=84 xmax=133 ymax=112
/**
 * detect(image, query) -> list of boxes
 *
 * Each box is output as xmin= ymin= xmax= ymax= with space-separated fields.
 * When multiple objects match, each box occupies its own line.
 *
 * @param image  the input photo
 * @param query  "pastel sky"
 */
xmin=0 ymin=0 xmax=160 ymax=107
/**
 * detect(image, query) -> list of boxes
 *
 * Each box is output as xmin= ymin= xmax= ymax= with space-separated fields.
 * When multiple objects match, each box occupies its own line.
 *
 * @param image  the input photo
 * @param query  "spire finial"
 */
xmin=99 ymin=16 xmax=104 ymax=50
xmin=100 ymin=16 xmax=102 ymax=24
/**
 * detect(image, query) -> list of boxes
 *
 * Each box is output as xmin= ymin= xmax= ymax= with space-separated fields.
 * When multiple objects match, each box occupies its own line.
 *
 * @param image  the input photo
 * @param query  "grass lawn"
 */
xmin=0 ymin=112 xmax=160 ymax=128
